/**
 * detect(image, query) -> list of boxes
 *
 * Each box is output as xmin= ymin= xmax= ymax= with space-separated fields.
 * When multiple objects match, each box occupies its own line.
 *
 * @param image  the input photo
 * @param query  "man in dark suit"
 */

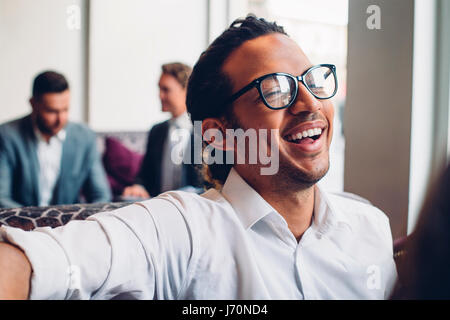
xmin=0 ymin=71 xmax=111 ymax=208
xmin=122 ymin=63 xmax=203 ymax=198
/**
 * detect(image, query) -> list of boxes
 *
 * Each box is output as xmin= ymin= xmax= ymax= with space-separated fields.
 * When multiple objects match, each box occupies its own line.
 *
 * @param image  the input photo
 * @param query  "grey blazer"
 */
xmin=0 ymin=115 xmax=111 ymax=208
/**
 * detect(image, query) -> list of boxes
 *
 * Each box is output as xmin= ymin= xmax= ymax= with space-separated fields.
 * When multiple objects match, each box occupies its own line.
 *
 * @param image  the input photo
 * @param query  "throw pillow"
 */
xmin=102 ymin=137 xmax=144 ymax=196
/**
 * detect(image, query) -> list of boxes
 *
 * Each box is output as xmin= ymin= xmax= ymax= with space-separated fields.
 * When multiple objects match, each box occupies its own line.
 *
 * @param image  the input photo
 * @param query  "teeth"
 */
xmin=287 ymin=127 xmax=323 ymax=142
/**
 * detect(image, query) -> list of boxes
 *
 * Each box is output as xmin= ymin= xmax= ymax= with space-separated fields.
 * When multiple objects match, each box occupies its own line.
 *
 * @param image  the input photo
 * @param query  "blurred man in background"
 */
xmin=0 ymin=70 xmax=111 ymax=208
xmin=122 ymin=62 xmax=203 ymax=198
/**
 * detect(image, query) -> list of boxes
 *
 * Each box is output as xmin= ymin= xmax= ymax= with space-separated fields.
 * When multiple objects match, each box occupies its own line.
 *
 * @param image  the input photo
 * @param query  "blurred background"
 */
xmin=0 ymin=0 xmax=449 ymax=239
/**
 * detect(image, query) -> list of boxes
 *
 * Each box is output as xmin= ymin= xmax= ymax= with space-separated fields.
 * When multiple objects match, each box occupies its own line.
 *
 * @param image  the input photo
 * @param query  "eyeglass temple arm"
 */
xmin=229 ymin=80 xmax=258 ymax=102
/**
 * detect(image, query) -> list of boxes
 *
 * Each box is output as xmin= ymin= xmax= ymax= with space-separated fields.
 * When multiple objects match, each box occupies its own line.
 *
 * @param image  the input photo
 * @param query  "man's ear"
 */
xmin=201 ymin=118 xmax=234 ymax=152
xmin=29 ymin=97 xmax=37 ymax=112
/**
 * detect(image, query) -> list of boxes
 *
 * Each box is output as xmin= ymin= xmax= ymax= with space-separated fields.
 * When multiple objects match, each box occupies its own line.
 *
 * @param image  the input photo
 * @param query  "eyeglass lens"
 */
xmin=305 ymin=66 xmax=336 ymax=99
xmin=260 ymin=66 xmax=336 ymax=109
xmin=260 ymin=75 xmax=296 ymax=109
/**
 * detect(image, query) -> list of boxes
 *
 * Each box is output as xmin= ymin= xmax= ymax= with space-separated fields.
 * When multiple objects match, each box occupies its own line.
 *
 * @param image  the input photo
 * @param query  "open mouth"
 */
xmin=283 ymin=128 xmax=323 ymax=145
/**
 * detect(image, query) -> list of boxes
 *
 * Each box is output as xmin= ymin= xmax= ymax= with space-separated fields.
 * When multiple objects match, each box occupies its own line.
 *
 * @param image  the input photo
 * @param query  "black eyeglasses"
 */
xmin=228 ymin=64 xmax=338 ymax=110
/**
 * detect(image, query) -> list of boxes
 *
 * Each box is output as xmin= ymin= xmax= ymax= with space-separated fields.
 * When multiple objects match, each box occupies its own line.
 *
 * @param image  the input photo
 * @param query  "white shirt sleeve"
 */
xmin=0 ymin=199 xmax=192 ymax=300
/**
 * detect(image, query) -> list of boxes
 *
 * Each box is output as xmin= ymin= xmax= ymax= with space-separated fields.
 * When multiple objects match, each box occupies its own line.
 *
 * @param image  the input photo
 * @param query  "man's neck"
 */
xmin=33 ymin=125 xmax=52 ymax=144
xmin=32 ymin=120 xmax=63 ymax=144
xmin=263 ymin=187 xmax=315 ymax=241
xmin=234 ymin=166 xmax=315 ymax=242
xmin=39 ymin=132 xmax=53 ymax=144
xmin=171 ymin=109 xmax=187 ymax=120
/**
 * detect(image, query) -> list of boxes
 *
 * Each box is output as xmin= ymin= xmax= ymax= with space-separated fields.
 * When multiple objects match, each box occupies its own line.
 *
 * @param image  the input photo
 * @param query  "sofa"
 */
xmin=0 ymin=130 xmax=146 ymax=228
xmin=0 ymin=131 xmax=147 ymax=230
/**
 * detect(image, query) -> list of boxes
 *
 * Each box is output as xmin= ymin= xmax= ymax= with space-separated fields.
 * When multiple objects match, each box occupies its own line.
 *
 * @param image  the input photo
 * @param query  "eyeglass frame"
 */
xmin=228 ymin=64 xmax=338 ymax=110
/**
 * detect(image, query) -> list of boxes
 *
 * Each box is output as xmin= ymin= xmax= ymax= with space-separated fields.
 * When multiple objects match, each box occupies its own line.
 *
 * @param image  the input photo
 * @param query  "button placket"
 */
xmin=294 ymin=225 xmax=322 ymax=300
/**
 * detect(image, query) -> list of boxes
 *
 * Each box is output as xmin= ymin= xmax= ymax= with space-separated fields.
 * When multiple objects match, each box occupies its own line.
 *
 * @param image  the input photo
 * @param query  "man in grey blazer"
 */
xmin=0 ymin=71 xmax=111 ymax=208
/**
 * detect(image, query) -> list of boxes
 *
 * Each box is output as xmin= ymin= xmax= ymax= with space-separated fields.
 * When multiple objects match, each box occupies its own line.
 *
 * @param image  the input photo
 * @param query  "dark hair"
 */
xmin=186 ymin=14 xmax=287 ymax=188
xmin=161 ymin=62 xmax=192 ymax=88
xmin=32 ymin=71 xmax=69 ymax=99
xmin=391 ymin=162 xmax=450 ymax=299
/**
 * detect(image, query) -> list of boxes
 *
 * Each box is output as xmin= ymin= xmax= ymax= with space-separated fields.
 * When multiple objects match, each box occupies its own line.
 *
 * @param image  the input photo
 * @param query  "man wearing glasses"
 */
xmin=0 ymin=15 xmax=397 ymax=300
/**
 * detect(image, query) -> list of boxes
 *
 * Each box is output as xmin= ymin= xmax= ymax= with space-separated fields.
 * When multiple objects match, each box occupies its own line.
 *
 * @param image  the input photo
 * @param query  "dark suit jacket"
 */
xmin=0 ymin=115 xmax=111 ymax=208
xmin=135 ymin=120 xmax=203 ymax=197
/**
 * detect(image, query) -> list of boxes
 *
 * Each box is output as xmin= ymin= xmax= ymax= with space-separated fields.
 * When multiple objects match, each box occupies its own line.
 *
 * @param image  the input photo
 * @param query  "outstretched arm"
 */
xmin=0 ymin=199 xmax=192 ymax=300
xmin=0 ymin=242 xmax=31 ymax=299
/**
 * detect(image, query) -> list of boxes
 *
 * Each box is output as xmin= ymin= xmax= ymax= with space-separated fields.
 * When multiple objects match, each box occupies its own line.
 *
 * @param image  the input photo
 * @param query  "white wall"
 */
xmin=0 ymin=0 xmax=208 ymax=131
xmin=88 ymin=0 xmax=208 ymax=131
xmin=0 ymin=0 xmax=87 ymax=123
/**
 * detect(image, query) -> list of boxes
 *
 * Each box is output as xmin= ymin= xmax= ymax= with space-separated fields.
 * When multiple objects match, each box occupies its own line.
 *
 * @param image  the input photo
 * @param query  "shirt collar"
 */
xmin=170 ymin=112 xmax=192 ymax=130
xmin=221 ymin=168 xmax=276 ymax=229
xmin=313 ymin=184 xmax=353 ymax=234
xmin=33 ymin=126 xmax=66 ymax=143
xmin=221 ymin=167 xmax=353 ymax=234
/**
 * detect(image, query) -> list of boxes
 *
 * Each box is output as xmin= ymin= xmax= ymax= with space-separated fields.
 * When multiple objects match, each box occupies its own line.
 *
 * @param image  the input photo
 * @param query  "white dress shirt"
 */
xmin=34 ymin=127 xmax=66 ymax=206
xmin=160 ymin=112 xmax=193 ymax=192
xmin=0 ymin=168 xmax=397 ymax=300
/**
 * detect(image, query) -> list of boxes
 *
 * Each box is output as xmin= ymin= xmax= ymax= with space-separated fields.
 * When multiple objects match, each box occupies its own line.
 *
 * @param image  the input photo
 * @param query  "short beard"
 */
xmin=276 ymin=156 xmax=329 ymax=192
xmin=35 ymin=114 xmax=56 ymax=136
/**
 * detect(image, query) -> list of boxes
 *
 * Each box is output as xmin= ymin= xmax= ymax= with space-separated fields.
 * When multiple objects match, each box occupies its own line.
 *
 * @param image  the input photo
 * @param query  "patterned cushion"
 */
xmin=0 ymin=202 xmax=131 ymax=231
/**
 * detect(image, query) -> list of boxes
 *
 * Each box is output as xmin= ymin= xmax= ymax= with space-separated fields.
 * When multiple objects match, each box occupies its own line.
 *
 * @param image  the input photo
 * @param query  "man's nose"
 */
xmin=55 ymin=114 xmax=62 ymax=125
xmin=288 ymin=83 xmax=322 ymax=115
xmin=56 ymin=112 xmax=66 ymax=124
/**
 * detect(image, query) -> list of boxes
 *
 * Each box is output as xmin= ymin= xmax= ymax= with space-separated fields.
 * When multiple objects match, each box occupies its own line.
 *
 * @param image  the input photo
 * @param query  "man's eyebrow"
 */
xmin=42 ymin=105 xmax=57 ymax=111
xmin=43 ymin=105 xmax=68 ymax=112
xmin=300 ymin=64 xmax=315 ymax=75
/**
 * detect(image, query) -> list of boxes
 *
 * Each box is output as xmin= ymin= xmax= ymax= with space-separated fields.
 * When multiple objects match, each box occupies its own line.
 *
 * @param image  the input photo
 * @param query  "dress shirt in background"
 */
xmin=34 ymin=127 xmax=66 ymax=206
xmin=160 ymin=112 xmax=193 ymax=193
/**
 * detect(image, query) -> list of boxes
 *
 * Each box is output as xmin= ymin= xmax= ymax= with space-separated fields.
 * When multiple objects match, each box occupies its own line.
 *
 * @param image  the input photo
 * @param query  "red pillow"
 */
xmin=102 ymin=137 xmax=144 ymax=196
